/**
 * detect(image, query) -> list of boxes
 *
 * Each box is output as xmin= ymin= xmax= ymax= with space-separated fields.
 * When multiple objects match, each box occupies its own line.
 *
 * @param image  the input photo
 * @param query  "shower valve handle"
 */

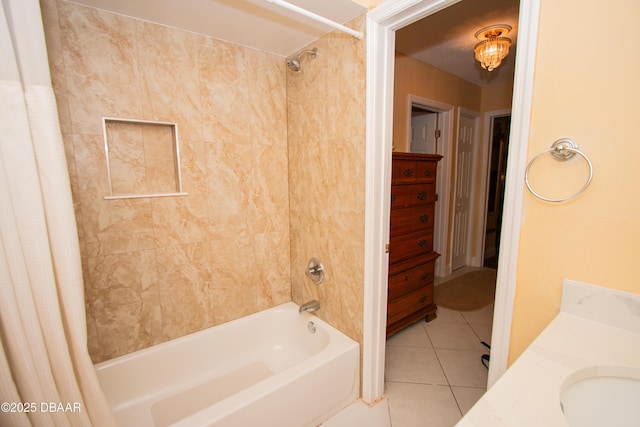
xmin=305 ymin=258 xmax=325 ymax=285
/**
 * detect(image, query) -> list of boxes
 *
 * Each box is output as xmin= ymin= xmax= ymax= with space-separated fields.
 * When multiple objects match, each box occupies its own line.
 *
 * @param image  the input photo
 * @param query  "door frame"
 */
xmin=407 ymin=95 xmax=453 ymax=278
xmin=362 ymin=0 xmax=541 ymax=403
xmin=473 ymin=109 xmax=512 ymax=266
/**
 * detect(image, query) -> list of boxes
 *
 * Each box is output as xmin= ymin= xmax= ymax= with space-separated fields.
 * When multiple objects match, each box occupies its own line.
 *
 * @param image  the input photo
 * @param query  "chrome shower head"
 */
xmin=287 ymin=58 xmax=302 ymax=72
xmin=287 ymin=47 xmax=318 ymax=72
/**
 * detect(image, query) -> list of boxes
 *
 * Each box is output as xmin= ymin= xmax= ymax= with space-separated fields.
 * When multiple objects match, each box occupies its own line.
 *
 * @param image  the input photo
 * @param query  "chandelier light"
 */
xmin=474 ymin=25 xmax=512 ymax=71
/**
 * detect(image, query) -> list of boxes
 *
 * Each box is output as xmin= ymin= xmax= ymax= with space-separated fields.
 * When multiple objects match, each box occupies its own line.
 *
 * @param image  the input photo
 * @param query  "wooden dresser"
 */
xmin=387 ymin=152 xmax=442 ymax=337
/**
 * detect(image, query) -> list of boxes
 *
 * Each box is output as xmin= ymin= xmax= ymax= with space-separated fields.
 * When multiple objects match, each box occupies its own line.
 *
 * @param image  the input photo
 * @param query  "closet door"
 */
xmin=452 ymin=115 xmax=475 ymax=271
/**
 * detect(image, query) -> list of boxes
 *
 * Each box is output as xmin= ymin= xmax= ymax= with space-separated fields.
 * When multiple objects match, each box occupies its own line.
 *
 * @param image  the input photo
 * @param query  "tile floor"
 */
xmin=384 ymin=268 xmax=495 ymax=427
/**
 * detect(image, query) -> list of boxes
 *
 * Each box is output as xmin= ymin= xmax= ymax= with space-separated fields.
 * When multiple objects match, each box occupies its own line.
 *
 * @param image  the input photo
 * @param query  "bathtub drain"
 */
xmin=307 ymin=321 xmax=316 ymax=334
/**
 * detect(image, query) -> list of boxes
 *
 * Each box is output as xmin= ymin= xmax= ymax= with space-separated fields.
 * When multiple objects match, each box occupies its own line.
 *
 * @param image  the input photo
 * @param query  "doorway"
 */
xmin=484 ymin=114 xmax=511 ymax=268
xmin=410 ymin=105 xmax=439 ymax=154
xmin=363 ymin=0 xmax=540 ymax=403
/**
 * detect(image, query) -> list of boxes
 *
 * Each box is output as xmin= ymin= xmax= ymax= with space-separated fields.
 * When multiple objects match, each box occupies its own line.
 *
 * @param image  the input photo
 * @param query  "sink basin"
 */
xmin=560 ymin=367 xmax=640 ymax=427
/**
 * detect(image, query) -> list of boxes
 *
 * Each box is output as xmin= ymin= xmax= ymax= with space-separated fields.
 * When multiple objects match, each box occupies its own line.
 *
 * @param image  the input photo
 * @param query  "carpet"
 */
xmin=435 ymin=269 xmax=497 ymax=311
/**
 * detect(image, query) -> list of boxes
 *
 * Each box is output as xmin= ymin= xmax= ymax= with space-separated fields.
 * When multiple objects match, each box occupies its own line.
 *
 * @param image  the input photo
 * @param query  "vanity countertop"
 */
xmin=456 ymin=280 xmax=640 ymax=427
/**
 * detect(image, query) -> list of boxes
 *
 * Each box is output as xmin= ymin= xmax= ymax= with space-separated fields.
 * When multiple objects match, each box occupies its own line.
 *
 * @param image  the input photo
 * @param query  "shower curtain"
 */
xmin=0 ymin=0 xmax=116 ymax=425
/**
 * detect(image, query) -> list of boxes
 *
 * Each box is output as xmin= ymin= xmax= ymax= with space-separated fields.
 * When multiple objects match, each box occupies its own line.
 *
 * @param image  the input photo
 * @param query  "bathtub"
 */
xmin=94 ymin=302 xmax=360 ymax=427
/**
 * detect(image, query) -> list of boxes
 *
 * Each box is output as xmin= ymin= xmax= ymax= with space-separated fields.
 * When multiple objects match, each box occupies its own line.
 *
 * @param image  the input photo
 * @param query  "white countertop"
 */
xmin=456 ymin=280 xmax=640 ymax=427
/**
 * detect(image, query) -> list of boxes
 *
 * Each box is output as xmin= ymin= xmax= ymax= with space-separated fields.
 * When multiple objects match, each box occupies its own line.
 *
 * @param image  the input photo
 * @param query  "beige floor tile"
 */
xmin=321 ymin=399 xmax=392 ymax=427
xmin=385 ymin=346 xmax=447 ymax=385
xmin=460 ymin=304 xmax=494 ymax=326
xmin=386 ymin=322 xmax=432 ymax=348
xmin=451 ymin=386 xmax=486 ymax=415
xmin=386 ymin=382 xmax=462 ymax=427
xmin=435 ymin=349 xmax=488 ymax=388
xmin=425 ymin=322 xmax=486 ymax=351
xmin=470 ymin=324 xmax=492 ymax=345
xmin=385 ymin=302 xmax=494 ymax=426
xmin=432 ymin=307 xmax=467 ymax=324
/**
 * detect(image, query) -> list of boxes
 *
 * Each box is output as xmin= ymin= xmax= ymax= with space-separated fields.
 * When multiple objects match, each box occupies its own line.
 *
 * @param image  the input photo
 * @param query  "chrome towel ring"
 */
xmin=525 ymin=138 xmax=593 ymax=203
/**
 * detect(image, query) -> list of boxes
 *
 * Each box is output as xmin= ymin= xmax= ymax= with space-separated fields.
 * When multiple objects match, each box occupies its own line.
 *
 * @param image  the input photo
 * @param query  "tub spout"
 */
xmin=299 ymin=300 xmax=320 ymax=313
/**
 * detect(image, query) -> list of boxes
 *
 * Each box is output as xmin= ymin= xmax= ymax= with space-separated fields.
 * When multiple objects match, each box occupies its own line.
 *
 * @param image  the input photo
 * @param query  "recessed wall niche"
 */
xmin=102 ymin=118 xmax=187 ymax=199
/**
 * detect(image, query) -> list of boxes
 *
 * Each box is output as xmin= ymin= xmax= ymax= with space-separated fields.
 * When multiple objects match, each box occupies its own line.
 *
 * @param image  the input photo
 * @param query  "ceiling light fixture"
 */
xmin=474 ymin=24 xmax=512 ymax=71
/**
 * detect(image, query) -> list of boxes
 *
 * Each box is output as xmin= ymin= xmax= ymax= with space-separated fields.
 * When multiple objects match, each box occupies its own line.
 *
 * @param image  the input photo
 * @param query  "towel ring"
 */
xmin=525 ymin=138 xmax=593 ymax=203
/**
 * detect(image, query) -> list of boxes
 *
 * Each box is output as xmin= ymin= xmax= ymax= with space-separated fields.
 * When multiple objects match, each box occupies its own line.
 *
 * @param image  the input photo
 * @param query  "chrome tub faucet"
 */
xmin=299 ymin=300 xmax=320 ymax=313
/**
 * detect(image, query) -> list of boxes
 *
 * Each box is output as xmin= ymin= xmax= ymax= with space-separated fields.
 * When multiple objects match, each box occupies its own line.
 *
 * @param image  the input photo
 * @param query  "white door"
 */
xmin=451 ymin=115 xmax=476 ymax=271
xmin=410 ymin=112 xmax=437 ymax=153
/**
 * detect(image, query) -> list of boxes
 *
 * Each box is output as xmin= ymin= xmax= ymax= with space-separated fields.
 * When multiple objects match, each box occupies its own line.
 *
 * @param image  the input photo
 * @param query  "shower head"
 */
xmin=287 ymin=47 xmax=318 ymax=72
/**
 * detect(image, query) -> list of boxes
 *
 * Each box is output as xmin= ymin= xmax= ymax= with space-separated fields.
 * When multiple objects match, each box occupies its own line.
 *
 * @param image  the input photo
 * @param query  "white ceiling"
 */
xmin=396 ymin=0 xmax=520 ymax=87
xmin=66 ymin=0 xmax=366 ymax=57
xmin=67 ymin=0 xmax=519 ymax=87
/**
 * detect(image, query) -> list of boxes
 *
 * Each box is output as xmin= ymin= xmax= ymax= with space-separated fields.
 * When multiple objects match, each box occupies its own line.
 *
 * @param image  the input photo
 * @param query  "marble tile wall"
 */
xmin=351 ymin=0 xmax=384 ymax=10
xmin=41 ymin=0 xmax=291 ymax=362
xmin=287 ymin=14 xmax=367 ymax=345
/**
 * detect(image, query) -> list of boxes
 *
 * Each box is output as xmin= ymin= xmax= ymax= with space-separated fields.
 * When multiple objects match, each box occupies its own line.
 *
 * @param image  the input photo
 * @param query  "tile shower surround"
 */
xmin=41 ymin=0 xmax=366 ymax=362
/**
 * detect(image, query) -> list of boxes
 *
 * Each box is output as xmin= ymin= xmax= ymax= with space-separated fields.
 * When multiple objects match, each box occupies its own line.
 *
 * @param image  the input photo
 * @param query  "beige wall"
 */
xmin=480 ymin=79 xmax=514 ymax=113
xmin=287 ymin=15 xmax=367 ymax=345
xmin=509 ymin=0 xmax=640 ymax=361
xmin=41 ymin=0 xmax=290 ymax=362
xmin=393 ymin=52 xmax=482 ymax=153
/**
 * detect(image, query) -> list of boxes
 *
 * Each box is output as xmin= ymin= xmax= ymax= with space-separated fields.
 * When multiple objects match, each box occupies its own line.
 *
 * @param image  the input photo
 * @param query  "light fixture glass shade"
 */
xmin=474 ymin=37 xmax=511 ymax=71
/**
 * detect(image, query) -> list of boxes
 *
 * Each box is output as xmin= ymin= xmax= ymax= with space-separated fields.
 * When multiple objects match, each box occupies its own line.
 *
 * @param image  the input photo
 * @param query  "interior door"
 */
xmin=410 ymin=112 xmax=437 ymax=154
xmin=451 ymin=115 xmax=475 ymax=271
xmin=484 ymin=115 xmax=511 ymax=266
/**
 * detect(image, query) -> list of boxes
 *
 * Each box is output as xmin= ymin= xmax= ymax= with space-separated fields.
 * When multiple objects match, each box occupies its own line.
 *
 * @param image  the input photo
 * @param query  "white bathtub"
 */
xmin=94 ymin=302 xmax=360 ymax=427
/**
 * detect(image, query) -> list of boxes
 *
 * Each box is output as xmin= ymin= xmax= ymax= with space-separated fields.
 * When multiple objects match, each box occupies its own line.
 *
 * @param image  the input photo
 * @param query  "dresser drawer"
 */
xmin=388 ymin=260 xmax=436 ymax=301
xmin=391 ymin=183 xmax=436 ymax=208
xmin=389 ymin=251 xmax=439 ymax=276
xmin=387 ymin=287 xmax=434 ymax=326
xmin=390 ymin=204 xmax=434 ymax=236
xmin=389 ymin=230 xmax=434 ymax=265
xmin=390 ymin=185 xmax=407 ymax=208
xmin=406 ymin=183 xmax=436 ymax=206
xmin=416 ymin=161 xmax=437 ymax=182
xmin=391 ymin=158 xmax=438 ymax=184
xmin=392 ymin=159 xmax=419 ymax=183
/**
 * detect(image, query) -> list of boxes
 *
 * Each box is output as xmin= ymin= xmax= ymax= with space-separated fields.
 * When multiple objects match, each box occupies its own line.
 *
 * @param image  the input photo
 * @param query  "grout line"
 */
xmin=424 ymin=320 xmax=466 ymax=418
xmin=429 ymin=337 xmax=465 ymax=419
xmin=449 ymin=384 xmax=465 ymax=419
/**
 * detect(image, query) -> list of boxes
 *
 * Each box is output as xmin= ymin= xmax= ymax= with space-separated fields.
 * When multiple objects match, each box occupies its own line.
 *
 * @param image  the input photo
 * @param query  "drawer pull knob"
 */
xmin=420 ymin=273 xmax=430 ymax=281
xmin=417 ymin=192 xmax=427 ymax=200
xmin=425 ymin=170 xmax=433 ymax=177
xmin=419 ymin=214 xmax=429 ymax=223
xmin=419 ymin=295 xmax=428 ymax=303
xmin=418 ymin=239 xmax=428 ymax=247
xmin=391 ymin=194 xmax=397 ymax=203
xmin=404 ymin=169 xmax=413 ymax=177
